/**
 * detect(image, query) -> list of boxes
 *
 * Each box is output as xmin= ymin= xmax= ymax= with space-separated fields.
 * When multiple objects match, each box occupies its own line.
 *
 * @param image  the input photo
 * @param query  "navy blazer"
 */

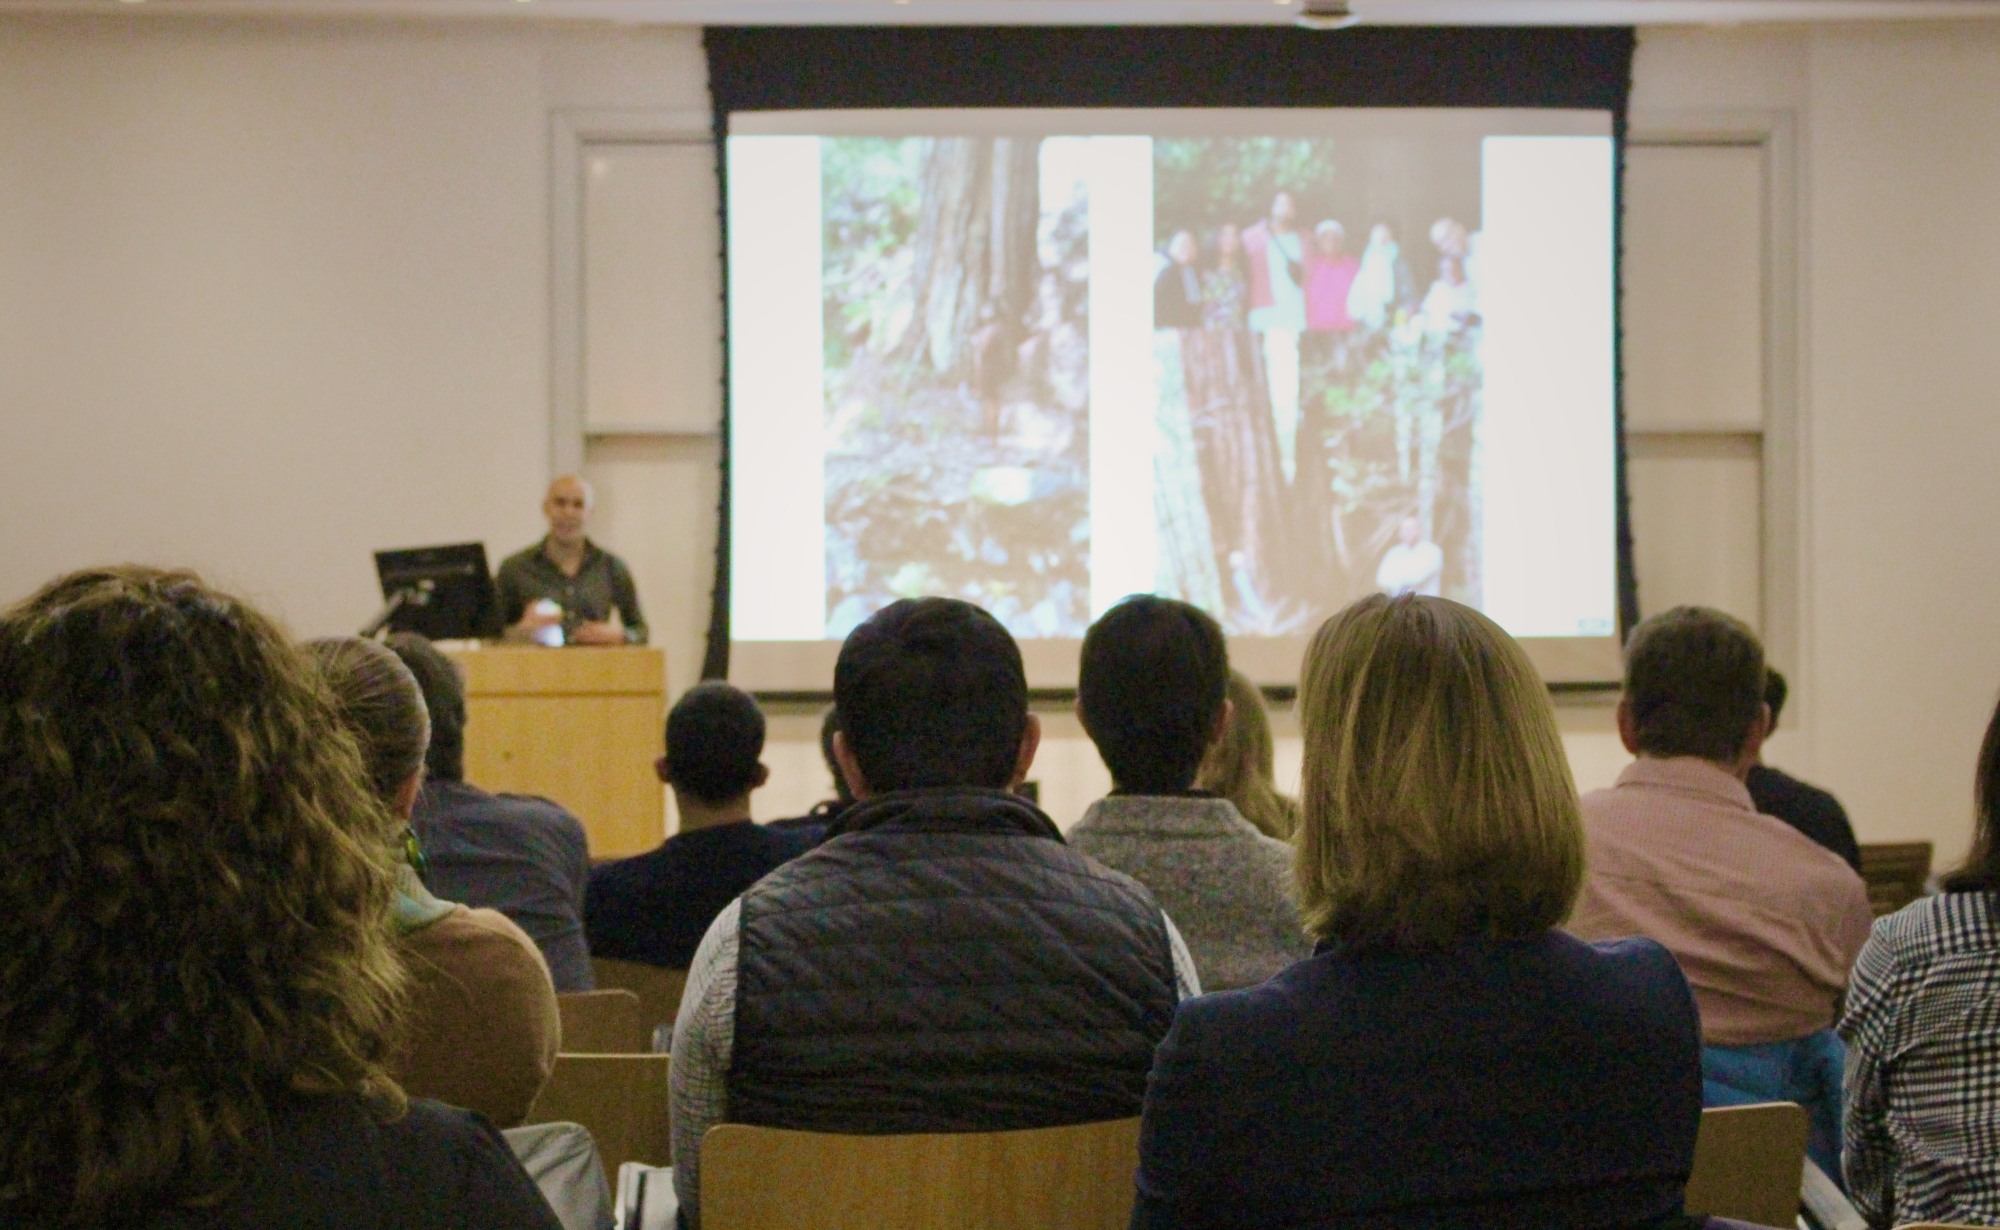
xmin=1130 ymin=931 xmax=1703 ymax=1229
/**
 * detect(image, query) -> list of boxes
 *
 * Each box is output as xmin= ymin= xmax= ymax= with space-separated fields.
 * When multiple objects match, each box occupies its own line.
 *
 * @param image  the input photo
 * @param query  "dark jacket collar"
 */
xmin=532 ymin=536 xmax=603 ymax=573
xmin=824 ymin=786 xmax=1064 ymax=843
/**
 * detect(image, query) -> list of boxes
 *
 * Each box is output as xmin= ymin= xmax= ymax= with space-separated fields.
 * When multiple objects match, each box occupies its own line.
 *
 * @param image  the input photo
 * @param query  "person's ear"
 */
xmin=1209 ymin=697 xmax=1235 ymax=749
xmin=751 ymin=762 xmax=771 ymax=790
xmin=392 ymin=771 xmax=423 ymax=821
xmin=1615 ymin=697 xmax=1642 ymax=757
xmin=654 ymin=754 xmax=672 ymax=785
xmin=1008 ymin=714 xmax=1043 ymax=790
xmin=1738 ymin=702 xmax=1773 ymax=772
xmin=832 ymin=731 xmax=871 ymax=801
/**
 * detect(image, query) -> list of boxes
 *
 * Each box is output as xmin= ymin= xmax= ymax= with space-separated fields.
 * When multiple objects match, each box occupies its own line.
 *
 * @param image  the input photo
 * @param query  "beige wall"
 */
xmin=0 ymin=17 xmax=707 ymax=632
xmin=2 ymin=16 xmax=1994 ymax=855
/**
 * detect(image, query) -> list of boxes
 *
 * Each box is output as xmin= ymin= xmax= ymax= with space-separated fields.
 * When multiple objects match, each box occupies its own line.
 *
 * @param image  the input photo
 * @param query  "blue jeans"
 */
xmin=1702 ymin=1031 xmax=1845 ymax=1182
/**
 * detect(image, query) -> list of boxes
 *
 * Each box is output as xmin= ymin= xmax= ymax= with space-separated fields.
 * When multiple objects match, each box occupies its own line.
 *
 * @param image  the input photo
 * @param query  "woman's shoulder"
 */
xmin=1547 ymin=931 xmax=1693 ymax=999
xmin=1865 ymin=890 xmax=2000 ymax=971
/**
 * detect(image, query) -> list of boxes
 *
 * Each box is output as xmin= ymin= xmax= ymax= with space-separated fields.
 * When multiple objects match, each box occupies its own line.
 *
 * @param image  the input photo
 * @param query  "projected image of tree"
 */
xmin=821 ymin=136 xmax=1090 ymax=639
xmin=1150 ymin=136 xmax=1486 ymax=632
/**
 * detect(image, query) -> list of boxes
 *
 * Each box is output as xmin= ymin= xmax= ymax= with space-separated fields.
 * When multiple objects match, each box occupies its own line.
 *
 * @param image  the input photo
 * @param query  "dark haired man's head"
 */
xmin=385 ymin=632 xmax=467 ymax=782
xmin=1619 ymin=606 xmax=1769 ymax=770
xmin=1764 ymin=667 xmax=1789 ymax=733
xmin=819 ymin=706 xmax=854 ymax=805
xmin=1078 ymin=595 xmax=1230 ymax=795
xmin=832 ymin=598 xmax=1035 ymax=797
xmin=658 ymin=682 xmax=768 ymax=808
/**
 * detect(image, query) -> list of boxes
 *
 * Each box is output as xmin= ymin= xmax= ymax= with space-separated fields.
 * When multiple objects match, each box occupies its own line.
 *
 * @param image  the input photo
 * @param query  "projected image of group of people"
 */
xmin=818 ymin=132 xmax=1486 ymax=642
xmin=1151 ymin=136 xmax=1484 ymax=636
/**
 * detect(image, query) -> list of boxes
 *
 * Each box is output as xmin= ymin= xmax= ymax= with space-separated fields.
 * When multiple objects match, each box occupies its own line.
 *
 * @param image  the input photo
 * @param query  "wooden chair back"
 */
xmin=555 ymin=989 xmax=647 ymax=1054
xmin=590 ymin=957 xmax=688 ymax=1043
xmin=1684 ymin=1102 xmax=1809 ymax=1229
xmin=523 ymin=1053 xmax=671 ymax=1175
xmin=700 ymin=1117 xmax=1142 ymax=1230
xmin=1859 ymin=842 xmax=1934 ymax=916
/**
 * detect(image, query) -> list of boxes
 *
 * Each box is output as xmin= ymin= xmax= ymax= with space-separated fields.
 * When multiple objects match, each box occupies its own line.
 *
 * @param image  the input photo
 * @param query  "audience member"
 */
xmin=388 ymin=632 xmax=595 ymax=991
xmin=670 ymin=598 xmax=1197 ymax=1228
xmin=1130 ymin=594 xmax=1703 ymax=1229
xmin=1569 ymin=606 xmax=1872 ymax=1177
xmin=0 ymin=567 xmax=559 ymax=1228
xmin=1747 ymin=668 xmax=1863 ymax=871
xmin=1196 ymin=668 xmax=1301 ymax=841
xmin=308 ymin=637 xmax=560 ymax=1130
xmin=585 ymin=682 xmax=813 ymax=971
xmin=1071 ymin=595 xmax=1310 ymax=989
xmin=766 ymin=705 xmax=849 ymax=835
xmin=1840 ymin=684 xmax=2000 ymax=1227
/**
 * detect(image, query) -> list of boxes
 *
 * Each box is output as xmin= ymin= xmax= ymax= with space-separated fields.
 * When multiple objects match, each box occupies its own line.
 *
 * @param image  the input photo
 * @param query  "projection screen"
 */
xmin=725 ymin=107 xmax=1621 ymax=692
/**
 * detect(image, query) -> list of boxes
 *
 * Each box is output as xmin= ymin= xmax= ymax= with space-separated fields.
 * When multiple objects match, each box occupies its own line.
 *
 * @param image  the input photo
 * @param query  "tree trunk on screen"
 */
xmin=895 ymin=137 xmax=1040 ymax=379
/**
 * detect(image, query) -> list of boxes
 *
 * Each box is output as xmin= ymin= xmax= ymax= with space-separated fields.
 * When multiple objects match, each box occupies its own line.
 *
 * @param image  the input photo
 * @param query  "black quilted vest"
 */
xmin=727 ymin=787 xmax=1180 ymax=1133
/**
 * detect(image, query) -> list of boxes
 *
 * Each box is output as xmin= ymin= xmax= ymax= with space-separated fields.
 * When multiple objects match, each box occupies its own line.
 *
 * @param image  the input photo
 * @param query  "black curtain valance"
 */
xmin=704 ymin=25 xmax=1634 ymax=115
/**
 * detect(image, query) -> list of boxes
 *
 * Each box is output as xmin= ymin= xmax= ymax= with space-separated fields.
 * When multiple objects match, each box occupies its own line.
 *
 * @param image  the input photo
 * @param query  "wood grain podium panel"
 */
xmin=445 ymin=646 xmax=665 ymax=859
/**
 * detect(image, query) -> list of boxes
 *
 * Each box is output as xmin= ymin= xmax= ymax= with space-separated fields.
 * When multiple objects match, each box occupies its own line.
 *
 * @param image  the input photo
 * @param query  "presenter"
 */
xmin=495 ymin=476 xmax=648 ymax=646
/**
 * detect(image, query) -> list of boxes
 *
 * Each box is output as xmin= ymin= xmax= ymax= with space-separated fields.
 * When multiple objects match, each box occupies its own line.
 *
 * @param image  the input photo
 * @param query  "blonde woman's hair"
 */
xmin=1294 ymin=594 xmax=1583 ymax=952
xmin=1197 ymin=669 xmax=1300 ymax=841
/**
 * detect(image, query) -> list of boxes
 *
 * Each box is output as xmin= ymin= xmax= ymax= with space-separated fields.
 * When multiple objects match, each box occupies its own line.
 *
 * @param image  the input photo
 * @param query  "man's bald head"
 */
xmin=543 ymin=475 xmax=594 ymax=547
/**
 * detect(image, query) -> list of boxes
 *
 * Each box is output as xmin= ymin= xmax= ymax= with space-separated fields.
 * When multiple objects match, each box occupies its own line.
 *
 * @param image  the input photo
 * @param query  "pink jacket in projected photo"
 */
xmin=1306 ymin=255 xmax=1360 ymax=331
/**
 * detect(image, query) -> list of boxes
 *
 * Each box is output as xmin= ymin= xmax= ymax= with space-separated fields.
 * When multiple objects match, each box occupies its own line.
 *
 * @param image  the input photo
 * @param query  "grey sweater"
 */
xmin=1070 ymin=795 xmax=1312 ymax=991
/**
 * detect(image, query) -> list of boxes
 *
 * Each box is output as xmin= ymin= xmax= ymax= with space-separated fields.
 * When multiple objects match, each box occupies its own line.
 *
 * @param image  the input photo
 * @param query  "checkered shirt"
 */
xmin=1839 ymin=889 xmax=2000 ymax=1227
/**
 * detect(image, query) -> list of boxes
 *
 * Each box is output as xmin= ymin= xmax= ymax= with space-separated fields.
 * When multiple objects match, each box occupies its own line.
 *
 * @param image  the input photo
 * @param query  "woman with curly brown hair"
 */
xmin=0 ymin=567 xmax=561 ymax=1229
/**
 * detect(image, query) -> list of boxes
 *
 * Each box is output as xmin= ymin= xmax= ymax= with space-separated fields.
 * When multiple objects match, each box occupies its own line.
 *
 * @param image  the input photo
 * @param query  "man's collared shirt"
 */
xmin=495 ymin=538 xmax=647 ymax=644
xmin=1569 ymin=756 xmax=1873 ymax=1047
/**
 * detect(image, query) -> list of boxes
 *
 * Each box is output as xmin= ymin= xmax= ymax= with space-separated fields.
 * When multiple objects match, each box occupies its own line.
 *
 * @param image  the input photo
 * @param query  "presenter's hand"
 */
xmin=514 ymin=602 xmax=563 ymax=633
xmin=570 ymin=620 xmax=625 ymax=646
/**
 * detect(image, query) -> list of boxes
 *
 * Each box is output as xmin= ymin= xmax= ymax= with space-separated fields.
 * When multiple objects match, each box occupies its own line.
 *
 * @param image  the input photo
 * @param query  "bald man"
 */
xmin=495 ymin=476 xmax=648 ymax=646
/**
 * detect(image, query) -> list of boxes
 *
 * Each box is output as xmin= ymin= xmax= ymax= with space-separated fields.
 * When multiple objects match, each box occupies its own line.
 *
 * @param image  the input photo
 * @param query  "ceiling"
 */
xmin=4 ymin=0 xmax=1999 ymax=23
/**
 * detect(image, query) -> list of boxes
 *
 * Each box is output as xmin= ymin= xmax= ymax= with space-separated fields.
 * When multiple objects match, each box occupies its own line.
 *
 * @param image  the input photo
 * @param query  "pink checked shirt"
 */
xmin=1569 ymin=757 xmax=1874 ymax=1046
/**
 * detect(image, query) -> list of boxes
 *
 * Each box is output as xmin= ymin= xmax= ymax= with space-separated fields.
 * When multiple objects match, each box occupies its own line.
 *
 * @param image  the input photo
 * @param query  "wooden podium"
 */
xmin=444 ymin=645 xmax=666 ymax=859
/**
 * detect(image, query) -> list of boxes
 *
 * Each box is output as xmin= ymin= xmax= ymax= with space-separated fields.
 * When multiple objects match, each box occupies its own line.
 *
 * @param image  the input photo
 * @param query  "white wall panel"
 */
xmin=582 ymin=141 xmax=721 ymax=434
xmin=1623 ymin=144 xmax=1765 ymax=431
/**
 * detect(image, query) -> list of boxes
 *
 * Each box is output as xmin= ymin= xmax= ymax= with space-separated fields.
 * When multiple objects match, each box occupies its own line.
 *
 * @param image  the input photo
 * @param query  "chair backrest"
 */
xmin=524 ymin=1053 xmax=672 ymax=1176
xmin=590 ymin=957 xmax=688 ymax=1043
xmin=556 ymin=988 xmax=647 ymax=1054
xmin=502 ymin=1120 xmax=616 ymax=1230
xmin=700 ymin=1118 xmax=1142 ymax=1230
xmin=1684 ymin=1102 xmax=1809 ymax=1229
xmin=1859 ymin=842 xmax=1934 ymax=916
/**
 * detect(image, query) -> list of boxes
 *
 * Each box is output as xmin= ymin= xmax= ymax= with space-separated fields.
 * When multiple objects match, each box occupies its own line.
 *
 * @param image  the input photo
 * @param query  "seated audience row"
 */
xmin=13 ymin=564 xmax=1992 ymax=1230
xmin=0 ymin=568 xmax=560 ymax=1228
